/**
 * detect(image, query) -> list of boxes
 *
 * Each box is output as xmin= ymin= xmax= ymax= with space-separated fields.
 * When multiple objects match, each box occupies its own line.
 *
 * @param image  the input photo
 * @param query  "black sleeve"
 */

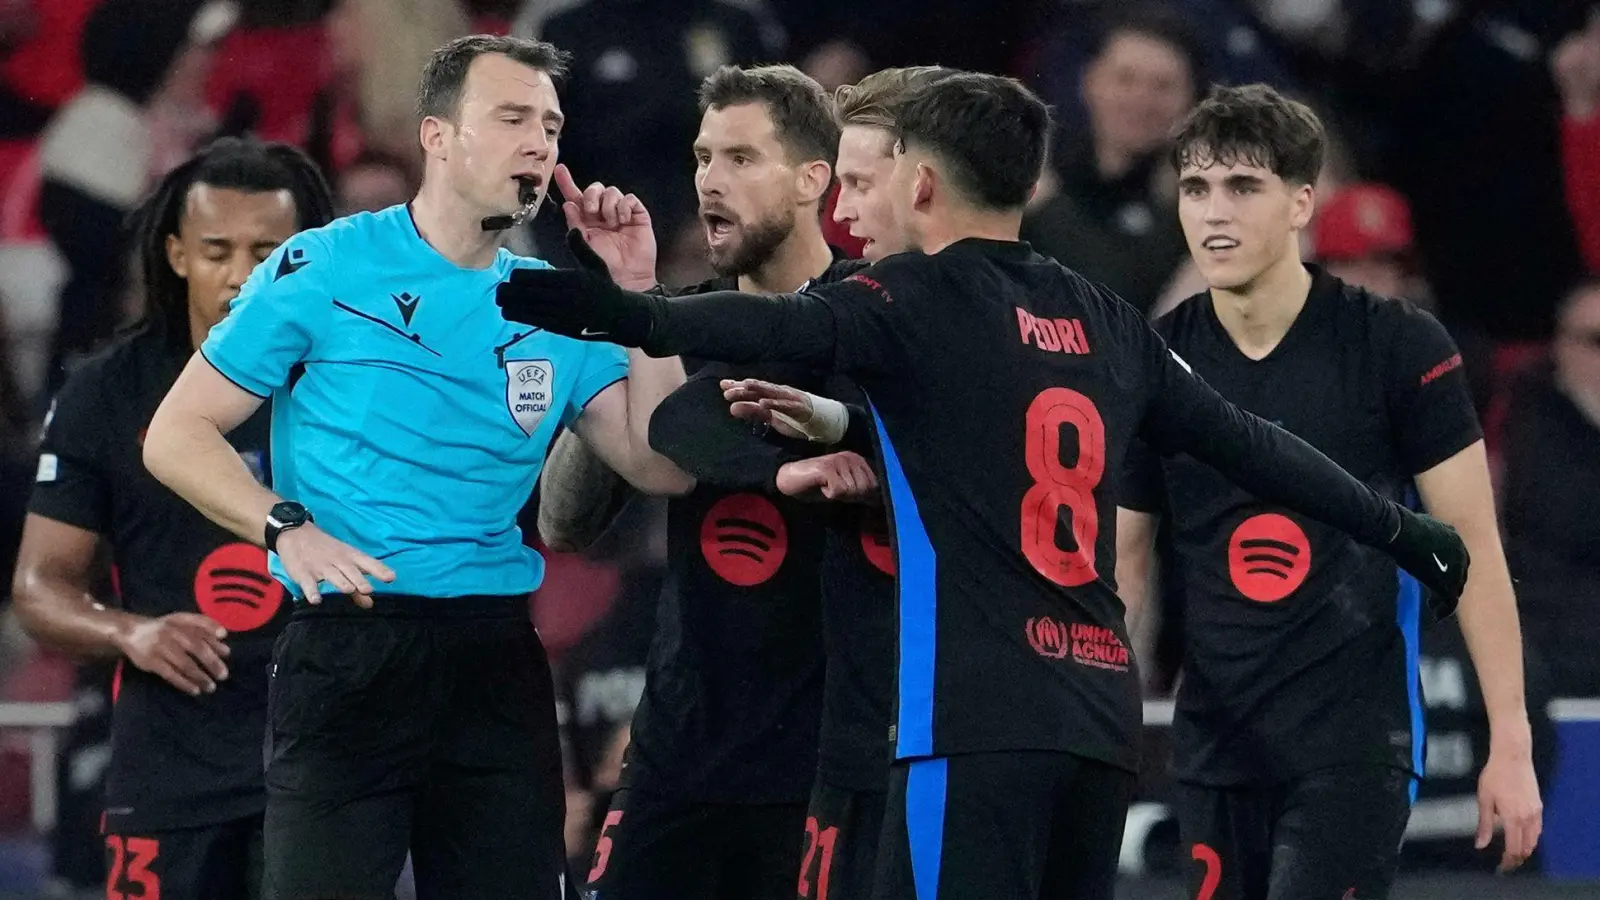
xmin=1379 ymin=301 xmax=1484 ymax=474
xmin=27 ymin=364 xmax=113 ymax=533
xmin=1134 ymin=326 xmax=1400 ymax=548
xmin=641 ymin=258 xmax=913 ymax=377
xmin=648 ymin=363 xmax=815 ymax=491
xmin=1119 ymin=437 xmax=1166 ymax=513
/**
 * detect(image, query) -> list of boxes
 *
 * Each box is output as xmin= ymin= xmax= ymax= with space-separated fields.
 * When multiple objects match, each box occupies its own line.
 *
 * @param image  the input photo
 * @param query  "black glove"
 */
xmin=1386 ymin=507 xmax=1470 ymax=620
xmin=495 ymin=229 xmax=657 ymax=346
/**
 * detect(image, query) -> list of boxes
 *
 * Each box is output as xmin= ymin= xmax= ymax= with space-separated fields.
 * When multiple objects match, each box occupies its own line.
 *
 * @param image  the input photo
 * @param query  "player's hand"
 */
xmin=722 ymin=378 xmax=816 ymax=440
xmin=1385 ymin=509 xmax=1469 ymax=618
xmin=496 ymin=229 xmax=658 ymax=346
xmin=775 ymin=452 xmax=879 ymax=502
xmin=553 ymin=164 xmax=657 ymax=290
xmin=273 ymin=523 xmax=395 ymax=608
xmin=1476 ymin=744 xmax=1543 ymax=873
xmin=116 ymin=612 xmax=231 ymax=697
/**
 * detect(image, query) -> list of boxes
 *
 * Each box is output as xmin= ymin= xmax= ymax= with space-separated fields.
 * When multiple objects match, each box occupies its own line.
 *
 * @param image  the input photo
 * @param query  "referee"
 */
xmin=143 ymin=36 xmax=689 ymax=900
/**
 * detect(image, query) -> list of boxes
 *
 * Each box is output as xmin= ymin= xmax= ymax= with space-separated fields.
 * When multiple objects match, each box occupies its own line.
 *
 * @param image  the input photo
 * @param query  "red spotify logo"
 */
xmin=193 ymin=543 xmax=286 ymax=631
xmin=860 ymin=509 xmax=896 ymax=577
xmin=1227 ymin=514 xmax=1311 ymax=603
xmin=699 ymin=494 xmax=788 ymax=586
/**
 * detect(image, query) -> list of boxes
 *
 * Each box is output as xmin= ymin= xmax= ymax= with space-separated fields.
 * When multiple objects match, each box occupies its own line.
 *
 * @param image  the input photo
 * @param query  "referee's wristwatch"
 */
xmin=265 ymin=501 xmax=314 ymax=552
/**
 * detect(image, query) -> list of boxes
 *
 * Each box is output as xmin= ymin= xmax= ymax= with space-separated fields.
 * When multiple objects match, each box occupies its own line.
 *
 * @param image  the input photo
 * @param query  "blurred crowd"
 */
xmin=1 ymin=0 xmax=1599 ymax=884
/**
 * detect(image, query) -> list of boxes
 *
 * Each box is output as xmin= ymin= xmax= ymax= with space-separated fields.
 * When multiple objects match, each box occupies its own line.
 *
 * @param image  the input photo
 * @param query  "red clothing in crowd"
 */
xmin=1562 ymin=113 xmax=1600 ymax=274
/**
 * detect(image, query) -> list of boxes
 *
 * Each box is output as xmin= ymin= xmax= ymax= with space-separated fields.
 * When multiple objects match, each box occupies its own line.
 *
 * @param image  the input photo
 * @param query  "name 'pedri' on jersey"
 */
xmin=201 ymin=204 xmax=627 ymax=599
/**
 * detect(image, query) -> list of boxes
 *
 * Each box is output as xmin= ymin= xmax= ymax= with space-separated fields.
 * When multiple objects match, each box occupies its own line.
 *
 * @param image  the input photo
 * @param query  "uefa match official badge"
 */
xmin=505 ymin=359 xmax=555 ymax=435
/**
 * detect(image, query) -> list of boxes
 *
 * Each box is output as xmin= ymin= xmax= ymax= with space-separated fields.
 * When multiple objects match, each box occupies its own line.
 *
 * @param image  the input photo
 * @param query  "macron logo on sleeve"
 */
xmin=274 ymin=247 xmax=310 ymax=281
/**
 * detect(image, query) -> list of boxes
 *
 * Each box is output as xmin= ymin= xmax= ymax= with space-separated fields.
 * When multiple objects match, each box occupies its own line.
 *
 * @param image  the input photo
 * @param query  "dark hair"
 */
xmin=834 ymin=65 xmax=961 ymax=132
xmin=1169 ymin=83 xmax=1326 ymax=185
xmin=417 ymin=34 xmax=571 ymax=122
xmin=130 ymin=137 xmax=335 ymax=351
xmin=893 ymin=72 xmax=1052 ymax=211
xmin=698 ymin=65 xmax=840 ymax=168
xmin=1088 ymin=3 xmax=1203 ymax=80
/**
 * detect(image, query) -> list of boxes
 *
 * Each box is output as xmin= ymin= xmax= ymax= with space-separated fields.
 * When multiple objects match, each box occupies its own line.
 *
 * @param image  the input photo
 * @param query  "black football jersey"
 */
xmin=29 ymin=326 xmax=285 ymax=831
xmin=633 ymin=240 xmax=1411 ymax=773
xmin=1122 ymin=267 xmax=1482 ymax=785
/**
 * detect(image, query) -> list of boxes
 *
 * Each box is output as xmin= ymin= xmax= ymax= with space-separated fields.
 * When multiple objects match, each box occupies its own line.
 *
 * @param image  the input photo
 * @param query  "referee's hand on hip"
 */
xmin=274 ymin=524 xmax=395 ymax=607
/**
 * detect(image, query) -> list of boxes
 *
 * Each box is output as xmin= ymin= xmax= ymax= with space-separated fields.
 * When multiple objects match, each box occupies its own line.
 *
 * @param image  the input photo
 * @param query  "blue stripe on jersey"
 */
xmin=906 ymin=757 xmax=948 ymax=900
xmin=868 ymin=403 xmax=937 ymax=759
xmin=1399 ymin=487 xmax=1426 ymax=800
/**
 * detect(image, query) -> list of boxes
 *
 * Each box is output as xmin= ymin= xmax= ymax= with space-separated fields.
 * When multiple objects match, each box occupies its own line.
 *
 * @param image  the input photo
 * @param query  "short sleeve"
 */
xmin=807 ymin=253 xmax=921 ymax=378
xmin=564 ymin=340 xmax=629 ymax=427
xmin=200 ymin=231 xmax=332 ymax=397
xmin=28 ymin=366 xmax=113 ymax=533
xmin=1379 ymin=301 xmax=1483 ymax=474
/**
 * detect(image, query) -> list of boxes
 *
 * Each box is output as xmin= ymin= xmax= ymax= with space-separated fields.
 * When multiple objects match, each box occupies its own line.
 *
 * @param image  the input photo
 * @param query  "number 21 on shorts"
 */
xmin=1021 ymin=387 xmax=1105 ymax=587
xmin=797 ymin=816 xmax=838 ymax=900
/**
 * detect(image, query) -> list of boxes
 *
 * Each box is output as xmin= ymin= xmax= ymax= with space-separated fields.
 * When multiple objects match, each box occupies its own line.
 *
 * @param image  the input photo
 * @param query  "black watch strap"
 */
xmin=265 ymin=501 xmax=313 ymax=552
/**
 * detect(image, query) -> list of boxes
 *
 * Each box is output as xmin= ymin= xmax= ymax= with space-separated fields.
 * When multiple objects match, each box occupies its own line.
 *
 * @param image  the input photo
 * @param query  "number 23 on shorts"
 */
xmin=1022 ymin=387 xmax=1105 ymax=587
xmin=106 ymin=834 xmax=160 ymax=899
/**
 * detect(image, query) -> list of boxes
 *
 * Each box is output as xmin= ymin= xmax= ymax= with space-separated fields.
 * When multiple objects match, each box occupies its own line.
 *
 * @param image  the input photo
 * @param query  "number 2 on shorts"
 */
xmin=1191 ymin=843 xmax=1222 ymax=900
xmin=1021 ymin=388 xmax=1106 ymax=586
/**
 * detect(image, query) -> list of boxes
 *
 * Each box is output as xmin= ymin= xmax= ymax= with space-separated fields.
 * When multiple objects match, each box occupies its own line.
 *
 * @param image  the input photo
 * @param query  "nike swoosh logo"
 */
xmin=580 ymin=327 xmax=610 ymax=338
xmin=1433 ymin=553 xmax=1448 ymax=573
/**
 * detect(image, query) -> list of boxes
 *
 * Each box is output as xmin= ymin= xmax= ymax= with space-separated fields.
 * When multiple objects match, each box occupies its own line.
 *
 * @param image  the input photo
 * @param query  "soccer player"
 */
xmin=12 ymin=137 xmax=334 ymax=900
xmin=1114 ymin=83 xmax=1543 ymax=899
xmin=497 ymin=72 xmax=1475 ymax=900
xmin=568 ymin=64 xmax=875 ymax=900
xmin=141 ymin=36 xmax=689 ymax=900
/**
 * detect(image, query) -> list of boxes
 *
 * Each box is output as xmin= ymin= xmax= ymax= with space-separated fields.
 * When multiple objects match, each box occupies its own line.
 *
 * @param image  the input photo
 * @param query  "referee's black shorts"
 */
xmin=262 ymin=594 xmax=566 ymax=900
xmin=874 ymin=750 xmax=1136 ymax=900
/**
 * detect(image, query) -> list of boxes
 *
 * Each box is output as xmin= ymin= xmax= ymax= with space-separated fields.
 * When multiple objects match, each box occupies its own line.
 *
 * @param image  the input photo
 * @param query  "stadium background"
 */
xmin=1 ymin=0 xmax=1599 ymax=897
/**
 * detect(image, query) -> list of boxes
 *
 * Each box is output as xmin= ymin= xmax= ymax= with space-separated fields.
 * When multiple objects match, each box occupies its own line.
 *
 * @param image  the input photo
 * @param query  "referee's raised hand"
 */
xmin=552 ymin=163 xmax=657 ymax=291
xmin=274 ymin=524 xmax=395 ymax=608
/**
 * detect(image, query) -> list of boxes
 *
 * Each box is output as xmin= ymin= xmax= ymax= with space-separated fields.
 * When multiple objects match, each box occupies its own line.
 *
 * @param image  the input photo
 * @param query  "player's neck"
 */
xmin=918 ymin=206 xmax=1023 ymax=256
xmin=738 ymin=220 xmax=835 ymax=295
xmin=1208 ymin=255 xmax=1313 ymax=361
xmin=408 ymin=183 xmax=506 ymax=270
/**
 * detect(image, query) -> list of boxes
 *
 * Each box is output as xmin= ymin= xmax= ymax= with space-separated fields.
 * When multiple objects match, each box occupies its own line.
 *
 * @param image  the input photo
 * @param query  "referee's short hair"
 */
xmin=698 ymin=64 xmax=840 ymax=169
xmin=891 ymin=72 xmax=1052 ymax=211
xmin=417 ymin=34 xmax=572 ymax=122
xmin=1169 ymin=83 xmax=1326 ymax=186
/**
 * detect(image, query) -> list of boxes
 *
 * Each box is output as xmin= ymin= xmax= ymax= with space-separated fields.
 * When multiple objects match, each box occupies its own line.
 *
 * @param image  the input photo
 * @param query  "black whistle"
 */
xmin=480 ymin=176 xmax=541 ymax=233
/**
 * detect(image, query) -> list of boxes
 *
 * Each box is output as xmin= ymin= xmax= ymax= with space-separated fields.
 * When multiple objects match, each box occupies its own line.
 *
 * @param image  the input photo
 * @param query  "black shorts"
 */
xmin=587 ymin=788 xmax=806 ymax=900
xmin=874 ymin=750 xmax=1136 ymax=900
xmin=263 ymin=595 xmax=566 ymax=900
xmin=104 ymin=814 xmax=262 ymax=900
xmin=1177 ymin=764 xmax=1416 ymax=900
xmin=799 ymin=779 xmax=885 ymax=900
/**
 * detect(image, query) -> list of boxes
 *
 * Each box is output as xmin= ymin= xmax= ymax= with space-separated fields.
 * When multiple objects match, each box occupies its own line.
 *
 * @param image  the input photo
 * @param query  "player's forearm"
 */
xmin=1150 ymin=389 xmax=1399 ymax=547
xmin=1453 ymin=529 xmax=1533 ymax=754
xmin=615 ymin=350 xmax=693 ymax=494
xmin=642 ymin=291 xmax=838 ymax=365
xmin=537 ymin=430 xmax=632 ymax=552
xmin=143 ymin=409 xmax=282 ymax=544
xmin=13 ymin=569 xmax=140 ymax=659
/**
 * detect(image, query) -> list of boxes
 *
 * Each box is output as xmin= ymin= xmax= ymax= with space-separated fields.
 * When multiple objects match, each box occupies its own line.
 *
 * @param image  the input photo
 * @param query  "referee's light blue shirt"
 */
xmin=201 ymin=204 xmax=628 ymax=599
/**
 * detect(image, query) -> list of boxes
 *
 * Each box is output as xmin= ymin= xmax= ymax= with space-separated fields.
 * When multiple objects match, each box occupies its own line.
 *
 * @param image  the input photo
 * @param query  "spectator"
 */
xmin=1553 ymin=6 xmax=1600 ymax=274
xmin=1500 ymin=279 xmax=1600 ymax=699
xmin=0 ymin=0 xmax=98 ymax=142
xmin=335 ymin=149 xmax=419 ymax=215
xmin=1311 ymin=181 xmax=1427 ymax=306
xmin=36 ymin=0 xmax=235 ymax=393
xmin=1022 ymin=4 xmax=1197 ymax=314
